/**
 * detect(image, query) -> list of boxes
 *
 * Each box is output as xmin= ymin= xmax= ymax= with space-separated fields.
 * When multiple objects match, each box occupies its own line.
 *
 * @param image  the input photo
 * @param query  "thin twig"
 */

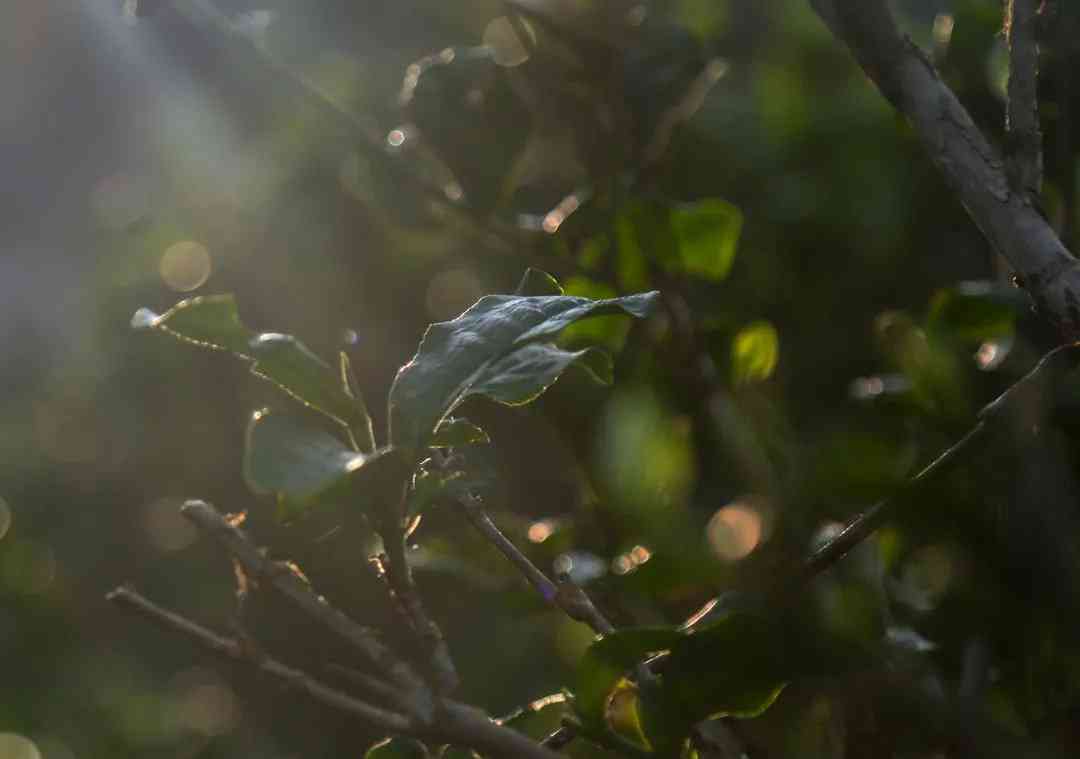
xmin=106 ymin=585 xmax=413 ymax=733
xmin=787 ymin=341 xmax=1080 ymax=594
xmin=381 ymin=514 xmax=460 ymax=694
xmin=180 ymin=500 xmax=431 ymax=718
xmin=809 ymin=0 xmax=1080 ymax=338
xmin=794 ymin=421 xmax=986 ymax=589
xmin=1006 ymin=0 xmax=1044 ymax=195
xmin=459 ymin=497 xmax=615 ymax=635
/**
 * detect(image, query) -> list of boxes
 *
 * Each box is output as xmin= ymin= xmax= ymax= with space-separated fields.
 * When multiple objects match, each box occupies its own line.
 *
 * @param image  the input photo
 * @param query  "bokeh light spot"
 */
xmin=143 ymin=498 xmax=198 ymax=554
xmin=1 ymin=541 xmax=57 ymax=595
xmin=386 ymin=128 xmax=407 ymax=148
xmin=527 ymin=519 xmax=556 ymax=544
xmin=0 ymin=498 xmax=11 ymax=542
xmin=707 ymin=502 xmax=763 ymax=561
xmin=159 ymin=241 xmax=211 ymax=292
xmin=425 ymin=268 xmax=484 ymax=321
xmin=0 ymin=734 xmax=41 ymax=759
xmin=932 ymin=13 xmax=955 ymax=48
xmin=482 ymin=16 xmax=535 ymax=67
xmin=170 ymin=668 xmax=236 ymax=737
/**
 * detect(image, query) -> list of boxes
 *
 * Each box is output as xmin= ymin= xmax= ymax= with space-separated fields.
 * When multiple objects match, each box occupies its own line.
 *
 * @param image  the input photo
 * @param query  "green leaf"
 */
xmin=671 ymin=198 xmax=742 ymax=281
xmin=515 ymin=268 xmax=564 ymax=296
xmin=731 ymin=321 xmax=779 ymax=386
xmin=389 ymin=289 xmax=658 ymax=453
xmin=133 ymin=295 xmax=374 ymax=451
xmin=243 ymin=409 xmax=411 ymax=521
xmin=430 ymin=417 xmax=490 ymax=448
xmin=575 ymin=627 xmax=683 ymax=731
xmin=365 ymin=737 xmax=429 ymax=759
xmin=661 ymin=612 xmax=789 ymax=721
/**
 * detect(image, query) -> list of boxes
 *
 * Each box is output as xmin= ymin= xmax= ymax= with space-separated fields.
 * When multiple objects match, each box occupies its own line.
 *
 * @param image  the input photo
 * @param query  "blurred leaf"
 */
xmin=926 ymin=281 xmax=1022 ymax=343
xmin=243 ymin=409 xmax=411 ymax=521
xmin=516 ymin=268 xmax=565 ymax=296
xmin=615 ymin=200 xmax=678 ymax=289
xmin=671 ymin=198 xmax=742 ymax=281
xmin=574 ymin=626 xmax=682 ymax=731
xmin=430 ymin=417 xmax=490 ymax=448
xmin=731 ymin=321 xmax=779 ymax=386
xmin=389 ymin=288 xmax=658 ymax=453
xmin=133 ymin=295 xmax=374 ymax=450
xmin=366 ymin=737 xmax=429 ymax=759
xmin=560 ymin=277 xmax=631 ymax=351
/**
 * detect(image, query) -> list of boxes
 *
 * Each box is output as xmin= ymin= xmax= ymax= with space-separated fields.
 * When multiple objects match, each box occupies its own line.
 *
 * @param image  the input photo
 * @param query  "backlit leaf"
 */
xmin=243 ymin=409 xmax=410 ymax=521
xmin=389 ymin=285 xmax=658 ymax=453
xmin=671 ymin=198 xmax=742 ymax=281
xmin=133 ymin=295 xmax=374 ymax=451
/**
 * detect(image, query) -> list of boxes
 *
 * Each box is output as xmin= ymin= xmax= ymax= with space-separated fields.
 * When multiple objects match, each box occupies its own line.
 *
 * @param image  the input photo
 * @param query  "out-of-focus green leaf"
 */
xmin=243 ymin=409 xmax=410 ymax=521
xmin=365 ymin=737 xmax=429 ymax=759
xmin=560 ymin=277 xmax=632 ymax=351
xmin=389 ymin=287 xmax=658 ymax=453
xmin=132 ymin=295 xmax=374 ymax=451
xmin=731 ymin=321 xmax=779 ymax=386
xmin=430 ymin=417 xmax=490 ymax=448
xmin=671 ymin=198 xmax=742 ymax=281
xmin=615 ymin=200 xmax=678 ymax=289
xmin=926 ymin=281 xmax=1022 ymax=343
xmin=574 ymin=626 xmax=683 ymax=731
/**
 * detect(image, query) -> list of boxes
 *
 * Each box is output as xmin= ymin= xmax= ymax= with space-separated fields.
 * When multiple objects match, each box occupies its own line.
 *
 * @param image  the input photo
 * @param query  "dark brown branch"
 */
xmin=109 ymin=585 xmax=567 ymax=759
xmin=381 ymin=514 xmax=460 ymax=694
xmin=1006 ymin=0 xmax=1044 ymax=195
xmin=809 ymin=0 xmax=1080 ymax=338
xmin=180 ymin=500 xmax=432 ymax=719
xmin=459 ymin=498 xmax=615 ymax=635
xmin=106 ymin=585 xmax=413 ymax=733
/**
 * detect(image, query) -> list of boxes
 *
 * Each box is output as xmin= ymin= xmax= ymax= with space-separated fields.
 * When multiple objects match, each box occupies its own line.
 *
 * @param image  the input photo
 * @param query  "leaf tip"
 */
xmin=130 ymin=307 xmax=161 ymax=330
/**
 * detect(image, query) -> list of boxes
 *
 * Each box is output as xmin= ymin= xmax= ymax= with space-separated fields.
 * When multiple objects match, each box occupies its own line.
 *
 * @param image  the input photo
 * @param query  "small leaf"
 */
xmin=515 ymin=268 xmax=564 ymax=296
xmin=671 ymin=198 xmax=742 ymax=281
xmin=731 ymin=321 xmax=779 ymax=386
xmin=133 ymin=295 xmax=374 ymax=448
xmin=243 ymin=409 xmax=411 ymax=521
xmin=430 ymin=417 xmax=490 ymax=448
xmin=575 ymin=627 xmax=683 ymax=731
xmin=365 ymin=737 xmax=429 ymax=759
xmin=389 ymin=288 xmax=658 ymax=453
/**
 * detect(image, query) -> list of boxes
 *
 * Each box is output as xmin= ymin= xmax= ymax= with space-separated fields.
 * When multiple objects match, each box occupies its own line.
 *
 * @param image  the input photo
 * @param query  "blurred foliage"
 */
xmin=5 ymin=0 xmax=1080 ymax=757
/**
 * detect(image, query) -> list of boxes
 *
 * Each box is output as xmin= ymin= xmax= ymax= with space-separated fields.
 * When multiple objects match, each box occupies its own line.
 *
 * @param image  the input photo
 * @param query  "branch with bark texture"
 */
xmin=110 ymin=502 xmax=568 ymax=759
xmin=810 ymin=0 xmax=1080 ymax=337
xmin=1005 ymin=0 xmax=1044 ymax=195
